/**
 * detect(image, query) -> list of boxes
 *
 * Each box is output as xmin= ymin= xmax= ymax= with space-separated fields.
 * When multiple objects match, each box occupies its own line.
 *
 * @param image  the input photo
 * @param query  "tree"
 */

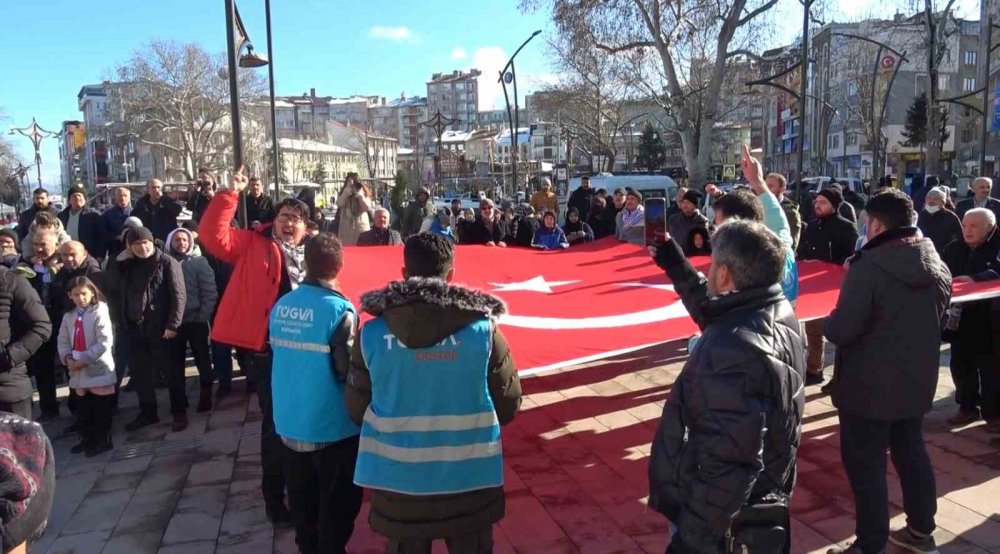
xmin=390 ymin=171 xmax=410 ymax=229
xmin=107 ymin=41 xmax=267 ymax=180
xmin=915 ymin=0 xmax=960 ymax=176
xmin=311 ymin=161 xmax=329 ymax=184
xmin=524 ymin=0 xmax=780 ymax=187
xmin=901 ymin=93 xmax=950 ymax=172
xmin=636 ymin=123 xmax=666 ymax=173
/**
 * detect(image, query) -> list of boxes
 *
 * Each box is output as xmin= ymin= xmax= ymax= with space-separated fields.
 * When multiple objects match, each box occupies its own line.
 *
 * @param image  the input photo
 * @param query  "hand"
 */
xmin=163 ymin=329 xmax=177 ymax=340
xmin=741 ymin=143 xmax=765 ymax=195
xmin=230 ymin=165 xmax=248 ymax=193
xmin=704 ymin=184 xmax=720 ymax=199
xmin=486 ymin=241 xmax=496 ymax=247
xmin=954 ymin=275 xmax=974 ymax=283
xmin=497 ymin=241 xmax=507 ymax=248
xmin=251 ymin=221 xmax=261 ymax=230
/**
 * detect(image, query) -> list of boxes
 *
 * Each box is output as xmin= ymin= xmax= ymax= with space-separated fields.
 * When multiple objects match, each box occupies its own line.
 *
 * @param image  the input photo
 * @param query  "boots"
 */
xmin=125 ymin=404 xmax=160 ymax=432
xmin=70 ymin=435 xmax=91 ymax=455
xmin=171 ymin=412 xmax=189 ymax=432
xmin=196 ymin=388 xmax=213 ymax=413
xmin=85 ymin=432 xmax=113 ymax=457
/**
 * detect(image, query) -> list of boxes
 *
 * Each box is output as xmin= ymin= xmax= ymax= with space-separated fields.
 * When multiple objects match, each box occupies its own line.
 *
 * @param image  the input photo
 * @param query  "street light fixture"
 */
xmin=498 ymin=30 xmax=542 ymax=193
xmin=9 ymin=118 xmax=56 ymax=193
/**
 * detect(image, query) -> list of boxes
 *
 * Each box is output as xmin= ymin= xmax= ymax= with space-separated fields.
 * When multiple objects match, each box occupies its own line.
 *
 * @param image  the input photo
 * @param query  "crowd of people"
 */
xmin=1 ymin=151 xmax=997 ymax=553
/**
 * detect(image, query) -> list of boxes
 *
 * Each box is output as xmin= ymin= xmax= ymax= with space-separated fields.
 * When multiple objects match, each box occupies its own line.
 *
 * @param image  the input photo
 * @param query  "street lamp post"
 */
xmin=9 ymin=118 xmax=56 ymax=191
xmin=264 ymin=0 xmax=281 ymax=202
xmin=498 ymin=30 xmax=542 ymax=194
xmin=419 ymin=110 xmax=460 ymax=187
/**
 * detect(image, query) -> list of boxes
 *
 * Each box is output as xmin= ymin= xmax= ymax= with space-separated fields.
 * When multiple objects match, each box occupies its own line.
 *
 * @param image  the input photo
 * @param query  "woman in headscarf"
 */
xmin=561 ymin=207 xmax=594 ymax=246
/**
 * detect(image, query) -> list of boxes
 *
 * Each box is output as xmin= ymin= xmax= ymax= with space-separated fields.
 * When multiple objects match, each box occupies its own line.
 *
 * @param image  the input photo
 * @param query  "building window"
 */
xmin=846 ymin=132 xmax=857 ymax=146
xmin=964 ymin=51 xmax=977 ymax=65
xmin=847 ymin=83 xmax=858 ymax=97
xmin=829 ymin=134 xmax=840 ymax=149
xmin=963 ymin=77 xmax=977 ymax=92
xmin=938 ymin=75 xmax=950 ymax=92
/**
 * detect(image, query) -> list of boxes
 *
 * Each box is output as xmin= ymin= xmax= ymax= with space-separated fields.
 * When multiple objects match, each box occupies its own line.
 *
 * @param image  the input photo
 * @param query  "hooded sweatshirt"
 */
xmin=166 ymin=228 xmax=217 ymax=324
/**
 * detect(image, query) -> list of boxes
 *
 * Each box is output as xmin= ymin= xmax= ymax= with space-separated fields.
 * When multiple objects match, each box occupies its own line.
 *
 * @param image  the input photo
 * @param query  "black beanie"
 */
xmin=682 ymin=189 xmax=704 ymax=205
xmin=128 ymin=227 xmax=155 ymax=244
xmin=817 ymin=187 xmax=843 ymax=208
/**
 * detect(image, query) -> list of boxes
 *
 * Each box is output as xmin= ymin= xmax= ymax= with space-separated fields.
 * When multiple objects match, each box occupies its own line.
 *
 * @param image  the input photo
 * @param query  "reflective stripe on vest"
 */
xmin=270 ymin=284 xmax=360 ymax=444
xmin=354 ymin=316 xmax=503 ymax=496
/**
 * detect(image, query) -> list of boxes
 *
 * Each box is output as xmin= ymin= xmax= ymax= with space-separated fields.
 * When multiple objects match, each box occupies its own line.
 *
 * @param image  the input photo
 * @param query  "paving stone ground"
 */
xmin=34 ymin=342 xmax=1000 ymax=553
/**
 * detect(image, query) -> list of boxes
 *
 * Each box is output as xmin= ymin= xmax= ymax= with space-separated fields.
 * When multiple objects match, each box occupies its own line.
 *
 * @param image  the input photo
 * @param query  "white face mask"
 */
xmin=924 ymin=204 xmax=941 ymax=214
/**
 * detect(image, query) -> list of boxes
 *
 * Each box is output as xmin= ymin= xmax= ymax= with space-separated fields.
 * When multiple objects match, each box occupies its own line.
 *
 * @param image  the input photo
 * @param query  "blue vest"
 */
xmin=354 ymin=317 xmax=502 ymax=495
xmin=270 ymin=284 xmax=360 ymax=444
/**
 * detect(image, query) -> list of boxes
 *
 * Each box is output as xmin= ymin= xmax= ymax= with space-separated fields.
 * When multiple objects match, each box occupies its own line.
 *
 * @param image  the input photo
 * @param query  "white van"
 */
xmin=559 ymin=174 xmax=679 ymax=217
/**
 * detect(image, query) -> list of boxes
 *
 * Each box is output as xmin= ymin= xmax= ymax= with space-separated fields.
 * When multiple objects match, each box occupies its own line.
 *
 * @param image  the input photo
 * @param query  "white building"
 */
xmin=278 ymin=137 xmax=362 ymax=186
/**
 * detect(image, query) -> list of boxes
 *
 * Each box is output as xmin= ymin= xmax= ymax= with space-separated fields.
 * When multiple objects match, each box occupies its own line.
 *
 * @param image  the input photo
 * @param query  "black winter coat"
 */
xmin=797 ymin=214 xmax=859 ymax=264
xmin=187 ymin=191 xmax=213 ymax=223
xmin=132 ymin=195 xmax=183 ymax=242
xmin=956 ymin=196 xmax=1000 ymax=223
xmin=242 ymin=192 xmax=275 ymax=226
xmin=57 ymin=207 xmax=106 ymax=260
xmin=824 ymin=228 xmax=952 ymax=420
xmin=917 ymin=208 xmax=962 ymax=255
xmin=942 ymin=227 xmax=1000 ymax=347
xmin=568 ymin=186 xmax=595 ymax=222
xmin=117 ymin=250 xmax=186 ymax=336
xmin=505 ymin=216 xmax=537 ymax=248
xmin=0 ymin=267 xmax=52 ymax=402
xmin=648 ymin=239 xmax=804 ymax=554
xmin=459 ymin=216 xmax=508 ymax=245
xmin=51 ymin=255 xmax=105 ymax=316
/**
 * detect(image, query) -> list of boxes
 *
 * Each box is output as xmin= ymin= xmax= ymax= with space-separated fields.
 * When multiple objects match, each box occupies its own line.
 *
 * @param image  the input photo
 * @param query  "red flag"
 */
xmin=338 ymin=239 xmax=855 ymax=374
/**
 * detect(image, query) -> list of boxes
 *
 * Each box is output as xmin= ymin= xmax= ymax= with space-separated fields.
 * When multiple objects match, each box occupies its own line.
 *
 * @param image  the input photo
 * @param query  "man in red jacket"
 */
xmin=199 ymin=167 xmax=310 ymax=527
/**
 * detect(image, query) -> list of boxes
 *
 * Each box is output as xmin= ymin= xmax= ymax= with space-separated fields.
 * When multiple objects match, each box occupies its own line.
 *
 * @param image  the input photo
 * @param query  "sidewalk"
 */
xmin=35 ymin=342 xmax=1000 ymax=554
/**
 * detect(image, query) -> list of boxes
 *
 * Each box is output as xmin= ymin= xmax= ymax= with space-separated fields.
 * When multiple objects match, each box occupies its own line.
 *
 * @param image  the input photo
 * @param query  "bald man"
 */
xmin=53 ymin=241 xmax=104 ymax=313
xmin=133 ymin=179 xmax=182 ymax=242
xmin=956 ymin=177 xmax=1000 ymax=223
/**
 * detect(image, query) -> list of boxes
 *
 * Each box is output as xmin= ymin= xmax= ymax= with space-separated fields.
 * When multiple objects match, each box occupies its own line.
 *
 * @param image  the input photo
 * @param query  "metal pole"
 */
xmin=797 ymin=0 xmax=811 ymax=205
xmin=980 ymin=15 xmax=992 ymax=176
xmin=224 ymin=0 xmax=247 ymax=228
xmin=265 ymin=0 xmax=281 ymax=201
xmin=871 ymin=46 xmax=885 ymax=179
xmin=500 ymin=81 xmax=515 ymax=192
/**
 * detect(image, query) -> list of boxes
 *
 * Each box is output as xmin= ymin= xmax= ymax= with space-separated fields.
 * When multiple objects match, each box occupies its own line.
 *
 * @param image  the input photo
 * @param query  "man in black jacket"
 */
xmin=243 ymin=177 xmax=275 ymax=229
xmin=797 ymin=187 xmax=859 ymax=386
xmin=956 ymin=177 xmax=1000 ymax=222
xmin=52 ymin=241 xmax=105 ymax=315
xmin=942 ymin=208 xmax=1000 ymax=431
xmin=16 ymin=188 xmax=57 ymax=242
xmin=917 ymin=186 xmax=962 ymax=255
xmin=0 ymin=266 xmax=52 ymax=419
xmin=459 ymin=199 xmax=508 ymax=246
xmin=824 ymin=189 xmax=951 ymax=554
xmin=647 ymin=219 xmax=804 ymax=554
xmin=101 ymin=187 xmax=133 ymax=260
xmin=568 ymin=176 xmax=595 ymax=224
xmin=116 ymin=227 xmax=187 ymax=432
xmin=357 ymin=208 xmax=403 ymax=246
xmin=133 ymin=179 xmax=183 ymax=242
xmin=58 ymin=185 xmax=105 ymax=261
xmin=186 ymin=168 xmax=217 ymax=224
xmin=18 ymin=230 xmax=63 ymax=421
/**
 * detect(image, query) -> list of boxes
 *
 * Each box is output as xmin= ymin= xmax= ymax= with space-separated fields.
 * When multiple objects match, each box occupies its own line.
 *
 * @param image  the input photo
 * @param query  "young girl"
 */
xmin=58 ymin=277 xmax=116 ymax=457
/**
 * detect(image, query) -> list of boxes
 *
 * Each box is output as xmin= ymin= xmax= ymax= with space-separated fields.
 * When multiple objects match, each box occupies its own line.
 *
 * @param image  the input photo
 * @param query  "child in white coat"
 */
xmin=58 ymin=276 xmax=116 ymax=457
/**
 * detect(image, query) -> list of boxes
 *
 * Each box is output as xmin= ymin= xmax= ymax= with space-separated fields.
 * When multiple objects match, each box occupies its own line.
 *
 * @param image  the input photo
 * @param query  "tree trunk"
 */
xmin=925 ymin=4 xmax=944 ymax=176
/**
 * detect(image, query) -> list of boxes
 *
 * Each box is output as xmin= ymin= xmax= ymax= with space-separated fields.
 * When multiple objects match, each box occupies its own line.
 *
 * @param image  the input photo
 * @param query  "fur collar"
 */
xmin=360 ymin=277 xmax=506 ymax=317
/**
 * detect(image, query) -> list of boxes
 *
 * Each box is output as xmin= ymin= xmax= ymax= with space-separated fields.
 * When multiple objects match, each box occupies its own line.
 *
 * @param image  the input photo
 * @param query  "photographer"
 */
xmin=336 ymin=174 xmax=372 ymax=246
xmin=187 ymin=168 xmax=217 ymax=224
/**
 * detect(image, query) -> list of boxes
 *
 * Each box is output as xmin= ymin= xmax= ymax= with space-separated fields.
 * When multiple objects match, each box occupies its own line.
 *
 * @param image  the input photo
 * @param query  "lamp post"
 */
xmin=224 ymin=0 xmax=269 ymax=227
xmin=264 ymin=0 xmax=281 ymax=202
xmin=419 ymin=110 xmax=460 ymax=187
xmin=498 ymin=30 xmax=542 ymax=194
xmin=9 ymin=118 xmax=56 ymax=191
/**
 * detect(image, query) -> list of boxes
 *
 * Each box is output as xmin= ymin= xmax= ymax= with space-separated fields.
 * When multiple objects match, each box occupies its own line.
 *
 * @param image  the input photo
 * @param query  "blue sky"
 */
xmin=0 ymin=0 xmax=980 ymax=186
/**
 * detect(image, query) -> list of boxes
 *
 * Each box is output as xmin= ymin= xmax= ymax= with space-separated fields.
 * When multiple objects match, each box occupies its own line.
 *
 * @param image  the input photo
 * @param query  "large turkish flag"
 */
xmin=337 ymin=238 xmax=851 ymax=374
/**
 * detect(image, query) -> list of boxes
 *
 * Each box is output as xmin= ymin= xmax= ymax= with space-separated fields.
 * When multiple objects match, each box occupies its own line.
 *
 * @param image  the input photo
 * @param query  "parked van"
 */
xmin=559 ymin=174 xmax=679 ymax=219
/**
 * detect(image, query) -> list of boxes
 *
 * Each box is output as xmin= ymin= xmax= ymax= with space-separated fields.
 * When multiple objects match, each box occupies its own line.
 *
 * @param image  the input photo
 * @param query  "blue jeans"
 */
xmin=212 ymin=342 xmax=234 ymax=388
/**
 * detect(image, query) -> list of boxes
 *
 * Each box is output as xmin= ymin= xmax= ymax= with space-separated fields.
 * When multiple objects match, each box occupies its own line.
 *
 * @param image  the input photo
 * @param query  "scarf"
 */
xmin=621 ymin=205 xmax=645 ymax=230
xmin=274 ymin=232 xmax=305 ymax=289
xmin=73 ymin=308 xmax=88 ymax=352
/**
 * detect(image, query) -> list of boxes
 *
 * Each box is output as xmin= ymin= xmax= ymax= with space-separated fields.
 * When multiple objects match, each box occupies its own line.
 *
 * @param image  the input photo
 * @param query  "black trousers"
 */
xmin=949 ymin=339 xmax=999 ymax=420
xmin=77 ymin=392 xmax=114 ymax=443
xmin=28 ymin=338 xmax=59 ymax=414
xmin=838 ymin=413 xmax=936 ymax=553
xmin=168 ymin=321 xmax=215 ymax=390
xmin=284 ymin=436 xmax=363 ymax=554
xmin=126 ymin=328 xmax=185 ymax=418
xmin=113 ymin=325 xmax=131 ymax=388
xmin=0 ymin=398 xmax=33 ymax=419
xmin=240 ymin=347 xmax=286 ymax=509
xmin=386 ymin=528 xmax=494 ymax=554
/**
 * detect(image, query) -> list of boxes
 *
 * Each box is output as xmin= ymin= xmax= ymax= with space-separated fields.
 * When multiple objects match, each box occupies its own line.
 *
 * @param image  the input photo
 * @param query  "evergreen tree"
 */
xmin=636 ymin=123 xmax=666 ymax=173
xmin=901 ymin=94 xmax=929 ymax=148
xmin=311 ymin=161 xmax=329 ymax=184
xmin=390 ymin=171 xmax=410 ymax=230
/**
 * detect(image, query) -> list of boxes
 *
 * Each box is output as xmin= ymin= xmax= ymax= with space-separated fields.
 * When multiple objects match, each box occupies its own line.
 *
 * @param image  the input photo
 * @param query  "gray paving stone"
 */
xmin=91 ymin=470 xmax=145 ymax=493
xmin=60 ymin=489 xmax=133 ymax=536
xmin=104 ymin=454 xmax=153 ymax=475
xmin=156 ymin=540 xmax=217 ymax=554
xmin=44 ymin=529 xmax=111 ymax=554
xmin=216 ymin=528 xmax=272 ymax=553
xmin=185 ymin=456 xmax=235 ymax=487
xmin=135 ymin=454 xmax=195 ymax=495
xmin=113 ymin=489 xmax=180 ymax=535
xmin=160 ymin=512 xmax=223 ymax=545
xmin=101 ymin=531 xmax=163 ymax=554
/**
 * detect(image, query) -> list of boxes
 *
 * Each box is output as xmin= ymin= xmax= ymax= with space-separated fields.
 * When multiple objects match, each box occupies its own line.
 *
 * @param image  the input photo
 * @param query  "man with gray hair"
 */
xmin=917 ymin=186 xmax=962 ymax=255
xmin=956 ymin=177 xmax=1000 ymax=222
xmin=647 ymin=219 xmax=804 ymax=553
xmin=942 ymin=207 xmax=1000 ymax=432
xmin=357 ymin=207 xmax=402 ymax=246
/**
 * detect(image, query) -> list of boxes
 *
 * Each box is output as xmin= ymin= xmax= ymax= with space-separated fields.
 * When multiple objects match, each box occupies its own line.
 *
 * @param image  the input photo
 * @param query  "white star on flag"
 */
xmin=489 ymin=276 xmax=581 ymax=293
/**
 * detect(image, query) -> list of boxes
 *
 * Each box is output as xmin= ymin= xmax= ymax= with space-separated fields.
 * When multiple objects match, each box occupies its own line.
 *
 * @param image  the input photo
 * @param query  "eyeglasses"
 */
xmin=276 ymin=213 xmax=304 ymax=224
xmin=481 ymin=206 xmax=494 ymax=212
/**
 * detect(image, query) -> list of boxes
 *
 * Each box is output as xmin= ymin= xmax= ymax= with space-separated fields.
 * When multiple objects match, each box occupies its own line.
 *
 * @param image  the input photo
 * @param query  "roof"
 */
xmin=388 ymin=96 xmax=427 ymax=108
xmin=441 ymin=130 xmax=472 ymax=143
xmin=496 ymin=127 xmax=532 ymax=146
xmin=428 ymin=69 xmax=482 ymax=84
xmin=278 ymin=138 xmax=360 ymax=155
xmin=78 ymin=84 xmax=107 ymax=100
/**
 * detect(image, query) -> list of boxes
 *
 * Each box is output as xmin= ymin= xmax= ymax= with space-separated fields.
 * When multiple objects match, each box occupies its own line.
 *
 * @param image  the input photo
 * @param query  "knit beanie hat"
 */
xmin=0 ymin=415 xmax=55 ymax=553
xmin=0 ymin=229 xmax=17 ymax=246
xmin=682 ymin=189 xmax=704 ymax=206
xmin=625 ymin=188 xmax=642 ymax=200
xmin=67 ymin=185 xmax=87 ymax=201
xmin=128 ymin=227 xmax=155 ymax=244
xmin=817 ymin=187 xmax=844 ymax=208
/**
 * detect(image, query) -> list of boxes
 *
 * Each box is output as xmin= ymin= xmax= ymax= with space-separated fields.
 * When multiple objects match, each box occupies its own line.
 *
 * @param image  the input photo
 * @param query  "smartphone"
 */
xmin=644 ymin=197 xmax=667 ymax=247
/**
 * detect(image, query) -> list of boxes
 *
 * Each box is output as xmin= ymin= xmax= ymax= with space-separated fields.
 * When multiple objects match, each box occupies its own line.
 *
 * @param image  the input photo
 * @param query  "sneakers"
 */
xmin=827 ymin=544 xmax=883 ymax=554
xmin=805 ymin=371 xmax=825 ymax=386
xmin=889 ymin=527 xmax=939 ymax=553
xmin=124 ymin=414 xmax=160 ymax=432
xmin=947 ymin=408 xmax=980 ymax=426
xmin=196 ymin=388 xmax=213 ymax=413
xmin=171 ymin=413 xmax=189 ymax=433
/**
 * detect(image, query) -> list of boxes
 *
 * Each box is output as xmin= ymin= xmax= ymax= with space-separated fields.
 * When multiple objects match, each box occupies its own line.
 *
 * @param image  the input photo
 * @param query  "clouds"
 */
xmin=472 ymin=47 xmax=508 ymax=111
xmin=368 ymin=26 xmax=414 ymax=42
xmin=451 ymin=48 xmax=468 ymax=60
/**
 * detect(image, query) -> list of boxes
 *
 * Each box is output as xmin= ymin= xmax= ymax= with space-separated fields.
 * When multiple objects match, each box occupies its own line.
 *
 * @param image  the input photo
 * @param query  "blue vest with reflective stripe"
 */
xmin=354 ymin=316 xmax=502 ymax=495
xmin=270 ymin=284 xmax=360 ymax=443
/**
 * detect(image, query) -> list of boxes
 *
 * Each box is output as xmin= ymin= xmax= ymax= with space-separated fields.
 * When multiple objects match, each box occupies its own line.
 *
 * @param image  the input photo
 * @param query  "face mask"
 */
xmin=924 ymin=204 xmax=941 ymax=214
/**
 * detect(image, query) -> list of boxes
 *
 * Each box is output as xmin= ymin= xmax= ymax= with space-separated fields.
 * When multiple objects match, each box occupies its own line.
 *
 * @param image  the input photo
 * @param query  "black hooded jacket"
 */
xmin=648 ymin=239 xmax=805 ymax=553
xmin=0 ymin=267 xmax=52 ymax=402
xmin=797 ymin=213 xmax=858 ymax=264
